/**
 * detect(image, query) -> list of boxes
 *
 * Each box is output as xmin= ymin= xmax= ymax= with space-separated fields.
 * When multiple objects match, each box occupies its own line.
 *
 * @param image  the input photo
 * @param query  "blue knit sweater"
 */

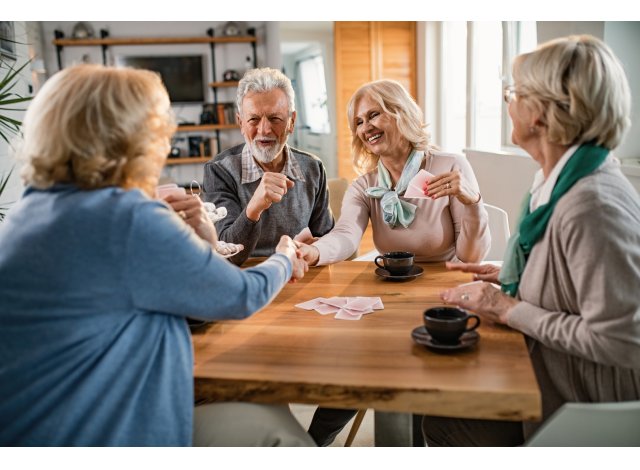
xmin=0 ymin=185 xmax=291 ymax=446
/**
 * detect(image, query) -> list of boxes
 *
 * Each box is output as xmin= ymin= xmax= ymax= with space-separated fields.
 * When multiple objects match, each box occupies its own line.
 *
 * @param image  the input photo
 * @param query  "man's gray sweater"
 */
xmin=203 ymin=144 xmax=335 ymax=265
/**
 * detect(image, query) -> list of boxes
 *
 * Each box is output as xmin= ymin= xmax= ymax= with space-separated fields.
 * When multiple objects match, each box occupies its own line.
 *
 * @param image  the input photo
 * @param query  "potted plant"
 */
xmin=0 ymin=166 xmax=13 ymax=222
xmin=0 ymin=48 xmax=33 ymax=221
xmin=0 ymin=58 xmax=32 ymax=144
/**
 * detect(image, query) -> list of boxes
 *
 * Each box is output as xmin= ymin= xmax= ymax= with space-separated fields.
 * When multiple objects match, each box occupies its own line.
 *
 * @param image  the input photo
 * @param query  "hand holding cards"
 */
xmin=404 ymin=169 xmax=434 ymax=199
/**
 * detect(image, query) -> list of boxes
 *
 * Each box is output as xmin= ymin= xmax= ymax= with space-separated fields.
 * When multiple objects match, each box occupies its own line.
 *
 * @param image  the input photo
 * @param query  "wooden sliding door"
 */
xmin=334 ymin=21 xmax=416 ymax=181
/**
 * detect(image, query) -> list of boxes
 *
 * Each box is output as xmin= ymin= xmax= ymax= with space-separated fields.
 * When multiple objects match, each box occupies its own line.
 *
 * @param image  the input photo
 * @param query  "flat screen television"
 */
xmin=116 ymin=55 xmax=205 ymax=103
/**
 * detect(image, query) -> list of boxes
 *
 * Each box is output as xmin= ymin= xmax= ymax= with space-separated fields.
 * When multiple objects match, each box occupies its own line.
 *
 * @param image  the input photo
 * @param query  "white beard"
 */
xmin=249 ymin=137 xmax=287 ymax=164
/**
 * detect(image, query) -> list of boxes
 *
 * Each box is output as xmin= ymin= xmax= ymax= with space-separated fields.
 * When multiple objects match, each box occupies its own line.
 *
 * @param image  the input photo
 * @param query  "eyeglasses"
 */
xmin=503 ymin=85 xmax=517 ymax=104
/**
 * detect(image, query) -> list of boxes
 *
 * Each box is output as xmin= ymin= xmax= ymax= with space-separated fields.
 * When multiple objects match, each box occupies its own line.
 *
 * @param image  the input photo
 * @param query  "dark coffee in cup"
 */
xmin=374 ymin=251 xmax=414 ymax=275
xmin=423 ymin=307 xmax=480 ymax=344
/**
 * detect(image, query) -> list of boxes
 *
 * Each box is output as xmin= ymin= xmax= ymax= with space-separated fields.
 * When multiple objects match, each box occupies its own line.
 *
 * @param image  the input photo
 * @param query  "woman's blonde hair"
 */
xmin=18 ymin=64 xmax=176 ymax=196
xmin=513 ymin=34 xmax=631 ymax=150
xmin=347 ymin=79 xmax=431 ymax=174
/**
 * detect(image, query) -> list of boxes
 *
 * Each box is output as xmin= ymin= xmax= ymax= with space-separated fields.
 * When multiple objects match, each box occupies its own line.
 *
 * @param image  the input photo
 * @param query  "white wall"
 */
xmin=0 ymin=21 xmax=32 ymax=213
xmin=604 ymin=22 xmax=640 ymax=161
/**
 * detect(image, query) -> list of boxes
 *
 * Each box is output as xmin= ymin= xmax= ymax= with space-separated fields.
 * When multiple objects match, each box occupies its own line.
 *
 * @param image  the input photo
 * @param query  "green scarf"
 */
xmin=365 ymin=149 xmax=423 ymax=228
xmin=499 ymin=143 xmax=609 ymax=296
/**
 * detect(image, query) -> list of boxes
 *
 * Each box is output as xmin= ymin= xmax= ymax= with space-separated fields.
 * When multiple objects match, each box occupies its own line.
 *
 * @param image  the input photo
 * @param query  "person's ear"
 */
xmin=236 ymin=112 xmax=242 ymax=127
xmin=288 ymin=111 xmax=297 ymax=134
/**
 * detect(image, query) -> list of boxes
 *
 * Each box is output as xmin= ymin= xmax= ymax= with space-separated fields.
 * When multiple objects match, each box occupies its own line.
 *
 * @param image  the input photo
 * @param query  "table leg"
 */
xmin=374 ymin=412 xmax=425 ymax=446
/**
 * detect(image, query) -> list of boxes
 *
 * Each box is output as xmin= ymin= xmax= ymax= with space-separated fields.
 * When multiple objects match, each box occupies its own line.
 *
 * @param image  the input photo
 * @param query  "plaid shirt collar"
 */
xmin=241 ymin=143 xmax=306 ymax=184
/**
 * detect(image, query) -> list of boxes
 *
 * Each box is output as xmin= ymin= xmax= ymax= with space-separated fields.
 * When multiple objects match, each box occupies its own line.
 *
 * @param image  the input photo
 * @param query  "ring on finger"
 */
xmin=460 ymin=292 xmax=470 ymax=301
xmin=178 ymin=210 xmax=187 ymax=220
xmin=446 ymin=182 xmax=451 ymax=189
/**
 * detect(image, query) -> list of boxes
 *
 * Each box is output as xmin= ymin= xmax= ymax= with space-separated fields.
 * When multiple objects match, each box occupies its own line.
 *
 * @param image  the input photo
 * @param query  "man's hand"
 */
xmin=275 ymin=235 xmax=308 ymax=282
xmin=246 ymin=173 xmax=295 ymax=222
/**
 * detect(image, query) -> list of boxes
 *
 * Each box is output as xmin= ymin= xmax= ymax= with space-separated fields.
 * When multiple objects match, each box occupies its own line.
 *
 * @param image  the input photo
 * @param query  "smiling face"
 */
xmin=238 ymin=89 xmax=296 ymax=164
xmin=354 ymin=93 xmax=408 ymax=160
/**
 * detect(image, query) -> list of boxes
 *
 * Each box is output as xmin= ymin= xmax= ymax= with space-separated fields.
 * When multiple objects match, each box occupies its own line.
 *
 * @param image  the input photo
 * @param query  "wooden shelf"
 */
xmin=209 ymin=81 xmax=240 ymax=88
xmin=166 ymin=157 xmax=210 ymax=165
xmin=177 ymin=124 xmax=239 ymax=132
xmin=52 ymin=36 xmax=257 ymax=47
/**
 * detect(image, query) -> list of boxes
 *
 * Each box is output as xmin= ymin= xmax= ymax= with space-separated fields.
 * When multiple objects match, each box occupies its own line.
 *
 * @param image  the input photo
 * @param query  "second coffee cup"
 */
xmin=423 ymin=306 xmax=480 ymax=344
xmin=374 ymin=251 xmax=414 ymax=276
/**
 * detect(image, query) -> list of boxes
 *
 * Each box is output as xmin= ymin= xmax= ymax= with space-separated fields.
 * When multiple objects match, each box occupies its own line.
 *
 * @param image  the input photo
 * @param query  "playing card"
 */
xmin=295 ymin=298 xmax=327 ymax=310
xmin=314 ymin=304 xmax=340 ymax=315
xmin=335 ymin=309 xmax=363 ymax=320
xmin=404 ymin=170 xmax=435 ymax=199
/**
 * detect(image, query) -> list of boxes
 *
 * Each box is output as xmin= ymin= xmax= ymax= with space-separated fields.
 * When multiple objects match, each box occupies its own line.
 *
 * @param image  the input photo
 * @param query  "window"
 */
xmin=297 ymin=55 xmax=330 ymax=134
xmin=426 ymin=21 xmax=537 ymax=153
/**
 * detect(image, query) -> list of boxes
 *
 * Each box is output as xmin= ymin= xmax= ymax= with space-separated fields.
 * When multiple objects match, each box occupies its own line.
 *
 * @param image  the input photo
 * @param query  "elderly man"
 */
xmin=203 ymin=68 xmax=334 ymax=265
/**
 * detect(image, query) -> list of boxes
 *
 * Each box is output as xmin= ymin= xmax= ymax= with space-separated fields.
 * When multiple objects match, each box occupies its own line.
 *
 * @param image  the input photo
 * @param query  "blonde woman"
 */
xmin=301 ymin=79 xmax=490 ymax=446
xmin=0 ymin=64 xmax=313 ymax=446
xmin=427 ymin=35 xmax=640 ymax=446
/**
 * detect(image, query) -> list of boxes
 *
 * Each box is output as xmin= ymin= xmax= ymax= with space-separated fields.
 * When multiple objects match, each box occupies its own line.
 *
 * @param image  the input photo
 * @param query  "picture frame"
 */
xmin=0 ymin=21 xmax=17 ymax=60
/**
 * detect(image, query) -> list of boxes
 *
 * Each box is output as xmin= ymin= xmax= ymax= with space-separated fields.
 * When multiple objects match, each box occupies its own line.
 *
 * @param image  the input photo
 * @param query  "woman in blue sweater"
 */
xmin=0 ymin=64 xmax=313 ymax=446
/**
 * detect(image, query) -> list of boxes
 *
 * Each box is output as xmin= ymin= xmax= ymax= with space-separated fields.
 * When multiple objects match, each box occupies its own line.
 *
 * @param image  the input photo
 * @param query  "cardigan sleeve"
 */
xmin=508 ymin=189 xmax=640 ymax=369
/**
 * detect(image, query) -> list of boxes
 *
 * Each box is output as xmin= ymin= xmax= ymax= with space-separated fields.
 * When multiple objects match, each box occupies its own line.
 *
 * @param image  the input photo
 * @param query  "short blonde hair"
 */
xmin=347 ymin=80 xmax=431 ymax=175
xmin=18 ymin=64 xmax=176 ymax=196
xmin=513 ymin=34 xmax=631 ymax=150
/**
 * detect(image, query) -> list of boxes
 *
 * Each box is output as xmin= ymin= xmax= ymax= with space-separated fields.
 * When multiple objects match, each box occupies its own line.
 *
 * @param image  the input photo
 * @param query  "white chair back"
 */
xmin=483 ymin=203 xmax=510 ymax=262
xmin=526 ymin=401 xmax=640 ymax=446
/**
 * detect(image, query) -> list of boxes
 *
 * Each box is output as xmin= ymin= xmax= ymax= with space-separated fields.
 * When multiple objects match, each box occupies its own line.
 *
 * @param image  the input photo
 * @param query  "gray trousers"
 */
xmin=193 ymin=403 xmax=316 ymax=447
xmin=422 ymin=415 xmax=524 ymax=446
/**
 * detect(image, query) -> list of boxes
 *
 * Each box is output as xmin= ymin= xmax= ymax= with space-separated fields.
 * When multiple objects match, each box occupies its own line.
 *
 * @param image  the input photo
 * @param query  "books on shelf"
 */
xmin=215 ymin=102 xmax=236 ymax=125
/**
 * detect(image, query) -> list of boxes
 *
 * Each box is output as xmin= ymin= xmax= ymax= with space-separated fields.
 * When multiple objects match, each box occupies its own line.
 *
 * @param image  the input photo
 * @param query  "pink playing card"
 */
xmin=344 ymin=297 xmax=378 ymax=311
xmin=315 ymin=304 xmax=340 ymax=315
xmin=371 ymin=297 xmax=384 ymax=309
xmin=335 ymin=309 xmax=363 ymax=320
xmin=295 ymin=298 xmax=327 ymax=310
xmin=323 ymin=297 xmax=349 ymax=308
xmin=404 ymin=170 xmax=435 ymax=199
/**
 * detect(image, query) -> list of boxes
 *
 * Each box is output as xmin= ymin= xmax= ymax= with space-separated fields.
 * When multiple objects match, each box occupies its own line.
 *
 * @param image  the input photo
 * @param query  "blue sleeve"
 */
xmin=123 ymin=201 xmax=292 ymax=320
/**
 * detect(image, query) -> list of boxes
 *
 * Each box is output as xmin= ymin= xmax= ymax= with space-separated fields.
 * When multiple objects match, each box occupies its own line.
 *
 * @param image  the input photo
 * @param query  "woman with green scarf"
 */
xmin=300 ymin=79 xmax=491 ymax=446
xmin=424 ymin=35 xmax=640 ymax=446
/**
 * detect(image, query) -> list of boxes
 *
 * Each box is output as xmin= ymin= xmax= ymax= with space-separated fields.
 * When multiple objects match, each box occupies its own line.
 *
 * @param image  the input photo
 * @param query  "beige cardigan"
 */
xmin=313 ymin=150 xmax=490 ymax=264
xmin=508 ymin=157 xmax=640 ymax=435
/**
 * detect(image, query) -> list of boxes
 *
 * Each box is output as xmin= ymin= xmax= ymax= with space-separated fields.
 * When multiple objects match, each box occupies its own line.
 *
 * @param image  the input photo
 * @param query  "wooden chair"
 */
xmin=344 ymin=409 xmax=368 ymax=447
xmin=327 ymin=177 xmax=348 ymax=221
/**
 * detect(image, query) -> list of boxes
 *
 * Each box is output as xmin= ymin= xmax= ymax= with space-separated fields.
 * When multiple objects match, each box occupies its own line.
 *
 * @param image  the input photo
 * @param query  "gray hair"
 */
xmin=236 ymin=67 xmax=296 ymax=117
xmin=513 ymin=34 xmax=631 ymax=150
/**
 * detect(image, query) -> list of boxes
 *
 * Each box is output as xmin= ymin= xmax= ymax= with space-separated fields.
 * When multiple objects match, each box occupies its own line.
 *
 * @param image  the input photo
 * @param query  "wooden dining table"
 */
xmin=192 ymin=261 xmax=541 ymax=446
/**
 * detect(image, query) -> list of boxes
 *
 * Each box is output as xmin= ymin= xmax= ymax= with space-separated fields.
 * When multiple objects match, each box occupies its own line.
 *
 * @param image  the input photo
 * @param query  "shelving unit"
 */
xmin=166 ymin=157 xmax=210 ymax=165
xmin=52 ymin=27 xmax=257 ymax=167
